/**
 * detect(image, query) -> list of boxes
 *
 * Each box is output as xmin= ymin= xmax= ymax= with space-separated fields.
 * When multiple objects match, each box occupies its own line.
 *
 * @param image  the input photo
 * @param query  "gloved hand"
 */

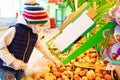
xmin=11 ymin=59 xmax=26 ymax=70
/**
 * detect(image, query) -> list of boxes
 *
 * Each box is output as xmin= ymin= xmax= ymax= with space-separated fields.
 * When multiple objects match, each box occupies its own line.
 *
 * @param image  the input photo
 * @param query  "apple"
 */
xmin=74 ymin=67 xmax=82 ymax=75
xmin=90 ymin=58 xmax=96 ymax=63
xmin=95 ymin=73 xmax=103 ymax=77
xmin=66 ymin=66 xmax=71 ymax=71
xmin=51 ymin=67 xmax=57 ymax=73
xmin=91 ymin=53 xmax=98 ymax=58
xmin=102 ymin=70 xmax=108 ymax=76
xmin=94 ymin=69 xmax=102 ymax=74
xmin=53 ymin=71 xmax=62 ymax=77
xmin=79 ymin=71 xmax=86 ymax=77
xmin=81 ymin=76 xmax=88 ymax=80
xmin=112 ymin=54 xmax=118 ymax=60
xmin=45 ymin=67 xmax=51 ymax=73
xmin=21 ymin=77 xmax=34 ymax=80
xmin=63 ymin=71 xmax=73 ymax=78
xmin=62 ymin=74 xmax=69 ymax=80
xmin=116 ymin=35 xmax=120 ymax=42
xmin=58 ymin=66 xmax=66 ymax=72
xmin=104 ymin=74 xmax=112 ymax=80
xmin=86 ymin=70 xmax=96 ymax=80
xmin=21 ymin=77 xmax=26 ymax=80
xmin=45 ymin=73 xmax=56 ymax=80
xmin=95 ymin=76 xmax=102 ymax=80
xmin=73 ymin=74 xmax=81 ymax=80
xmin=104 ymin=60 xmax=109 ymax=66
xmin=83 ymin=68 xmax=88 ymax=74
xmin=95 ymin=69 xmax=103 ymax=78
xmin=40 ymin=72 xmax=47 ymax=78
xmin=57 ymin=77 xmax=62 ymax=80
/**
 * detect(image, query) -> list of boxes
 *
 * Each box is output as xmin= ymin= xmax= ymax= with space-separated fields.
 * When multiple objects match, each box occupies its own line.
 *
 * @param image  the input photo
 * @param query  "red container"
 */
xmin=50 ymin=24 xmax=56 ymax=28
xmin=50 ymin=18 xmax=56 ymax=28
xmin=48 ymin=0 xmax=62 ymax=3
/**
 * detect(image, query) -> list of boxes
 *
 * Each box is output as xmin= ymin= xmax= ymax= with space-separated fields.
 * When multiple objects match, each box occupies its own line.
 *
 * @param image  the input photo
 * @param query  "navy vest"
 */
xmin=0 ymin=23 xmax=38 ymax=71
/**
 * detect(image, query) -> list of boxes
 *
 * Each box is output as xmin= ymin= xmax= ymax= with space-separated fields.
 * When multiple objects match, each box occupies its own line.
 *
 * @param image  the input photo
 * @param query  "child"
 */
xmin=0 ymin=1 xmax=60 ymax=80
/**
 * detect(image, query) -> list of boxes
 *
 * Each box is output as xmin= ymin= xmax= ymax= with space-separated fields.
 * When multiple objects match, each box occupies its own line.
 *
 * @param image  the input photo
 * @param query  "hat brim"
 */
xmin=25 ymin=19 xmax=48 ymax=24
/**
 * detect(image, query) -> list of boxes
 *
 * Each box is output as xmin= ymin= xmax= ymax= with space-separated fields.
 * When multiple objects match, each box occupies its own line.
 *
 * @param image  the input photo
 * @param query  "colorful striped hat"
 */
xmin=22 ymin=3 xmax=48 ymax=24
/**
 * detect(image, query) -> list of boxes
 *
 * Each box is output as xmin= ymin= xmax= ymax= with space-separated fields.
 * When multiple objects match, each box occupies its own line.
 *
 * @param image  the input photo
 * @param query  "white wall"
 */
xmin=0 ymin=0 xmax=49 ymax=17
xmin=0 ymin=0 xmax=20 ymax=17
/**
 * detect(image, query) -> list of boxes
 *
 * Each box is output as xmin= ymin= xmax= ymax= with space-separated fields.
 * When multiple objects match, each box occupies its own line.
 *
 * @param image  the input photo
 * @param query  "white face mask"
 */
xmin=31 ymin=24 xmax=45 ymax=33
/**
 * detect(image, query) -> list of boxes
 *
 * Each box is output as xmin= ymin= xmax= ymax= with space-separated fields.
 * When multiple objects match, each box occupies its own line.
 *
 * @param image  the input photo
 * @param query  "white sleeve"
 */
xmin=35 ymin=38 xmax=55 ymax=62
xmin=0 ymin=27 xmax=16 ymax=65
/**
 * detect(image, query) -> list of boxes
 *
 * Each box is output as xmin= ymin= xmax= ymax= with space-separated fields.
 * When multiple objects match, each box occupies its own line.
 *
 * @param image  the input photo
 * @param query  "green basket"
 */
xmin=46 ymin=22 xmax=116 ymax=65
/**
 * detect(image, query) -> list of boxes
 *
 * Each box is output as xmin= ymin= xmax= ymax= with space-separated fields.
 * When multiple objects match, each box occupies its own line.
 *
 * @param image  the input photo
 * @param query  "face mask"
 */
xmin=31 ymin=24 xmax=45 ymax=34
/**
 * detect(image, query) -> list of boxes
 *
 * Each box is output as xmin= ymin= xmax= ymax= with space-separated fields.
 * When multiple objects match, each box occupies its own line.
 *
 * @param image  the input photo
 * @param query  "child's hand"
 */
xmin=51 ymin=57 xmax=61 ymax=67
xmin=11 ymin=59 xmax=26 ymax=70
